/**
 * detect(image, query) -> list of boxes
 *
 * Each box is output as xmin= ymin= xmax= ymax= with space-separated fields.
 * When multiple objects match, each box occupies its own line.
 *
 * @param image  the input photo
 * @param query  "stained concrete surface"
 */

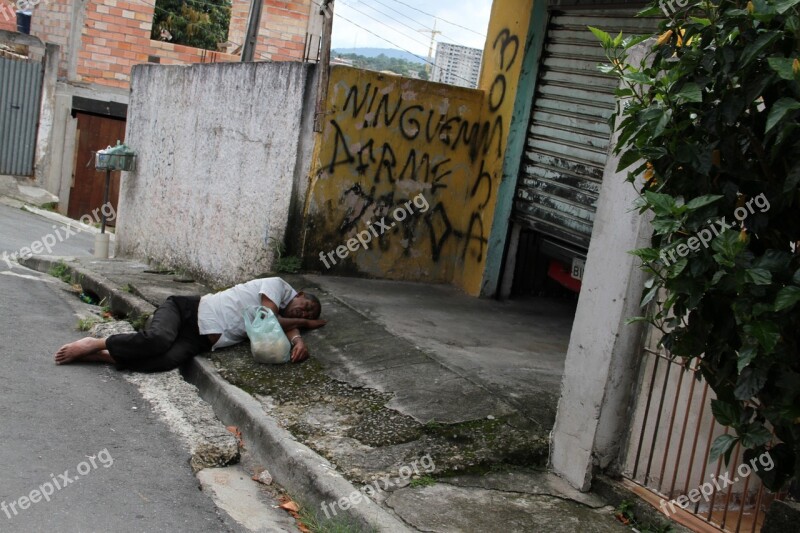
xmin=385 ymin=483 xmax=628 ymax=533
xmin=197 ymin=465 xmax=299 ymax=533
xmin=303 ymin=275 xmax=576 ymax=426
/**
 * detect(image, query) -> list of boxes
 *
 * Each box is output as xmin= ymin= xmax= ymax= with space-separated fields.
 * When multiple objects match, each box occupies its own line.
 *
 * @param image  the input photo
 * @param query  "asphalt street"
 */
xmin=0 ymin=202 xmax=245 ymax=532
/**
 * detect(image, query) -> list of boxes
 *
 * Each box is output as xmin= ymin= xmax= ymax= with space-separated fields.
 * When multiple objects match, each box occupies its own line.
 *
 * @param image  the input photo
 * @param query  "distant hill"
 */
xmin=332 ymin=51 xmax=429 ymax=80
xmin=332 ymin=47 xmax=427 ymax=65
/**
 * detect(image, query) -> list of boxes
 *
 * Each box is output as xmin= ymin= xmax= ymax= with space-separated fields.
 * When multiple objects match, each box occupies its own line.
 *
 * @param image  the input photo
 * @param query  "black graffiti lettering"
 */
xmin=471 ymin=160 xmax=493 ymax=209
xmin=339 ymin=184 xmax=375 ymax=233
xmin=493 ymin=29 xmax=519 ymax=72
xmin=399 ymin=104 xmax=424 ymax=140
xmin=430 ymin=158 xmax=452 ymax=193
xmin=365 ymin=85 xmax=379 ymax=116
xmin=425 ymin=111 xmax=445 ymax=143
xmin=452 ymin=120 xmax=481 ymax=156
xmin=374 ymin=143 xmax=397 ymax=183
xmin=488 ymin=75 xmax=506 ymax=113
xmin=355 ymin=139 xmax=376 ymax=175
xmin=482 ymin=116 xmax=504 ymax=158
xmin=398 ymin=149 xmax=430 ymax=182
xmin=373 ymin=92 xmax=403 ymax=128
xmin=327 ymin=120 xmax=355 ymax=173
xmin=461 ymin=213 xmax=488 ymax=262
xmin=343 ymin=83 xmax=372 ymax=119
xmin=424 ymin=203 xmax=453 ymax=262
xmin=438 ymin=116 xmax=463 ymax=146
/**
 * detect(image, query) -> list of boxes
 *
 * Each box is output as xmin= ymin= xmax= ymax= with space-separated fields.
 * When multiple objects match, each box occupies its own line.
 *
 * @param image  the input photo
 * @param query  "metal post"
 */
xmin=313 ymin=0 xmax=334 ymax=132
xmin=241 ymin=0 xmax=265 ymax=62
xmin=101 ymin=168 xmax=110 ymax=234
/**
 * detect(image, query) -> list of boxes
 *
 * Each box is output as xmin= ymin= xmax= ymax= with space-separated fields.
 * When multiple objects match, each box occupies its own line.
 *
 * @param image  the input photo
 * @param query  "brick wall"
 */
xmin=256 ymin=0 xmax=310 ymax=61
xmin=78 ymin=0 xmax=241 ymax=89
xmin=28 ymin=0 xmax=72 ymax=75
xmin=17 ymin=0 xmax=312 ymax=90
xmin=228 ymin=0 xmax=249 ymax=53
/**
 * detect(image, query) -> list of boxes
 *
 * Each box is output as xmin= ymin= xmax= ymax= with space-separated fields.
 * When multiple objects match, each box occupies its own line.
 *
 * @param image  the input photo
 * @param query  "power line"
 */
xmin=339 ymin=0 xmax=432 ymax=50
xmin=385 ymin=0 xmax=486 ymax=37
xmin=320 ymin=3 xmax=477 ymax=86
xmin=368 ymin=0 xmax=473 ymax=48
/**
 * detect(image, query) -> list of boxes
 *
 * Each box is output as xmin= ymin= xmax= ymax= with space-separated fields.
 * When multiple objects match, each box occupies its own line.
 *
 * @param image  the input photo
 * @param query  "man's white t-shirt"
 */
xmin=197 ymin=278 xmax=297 ymax=350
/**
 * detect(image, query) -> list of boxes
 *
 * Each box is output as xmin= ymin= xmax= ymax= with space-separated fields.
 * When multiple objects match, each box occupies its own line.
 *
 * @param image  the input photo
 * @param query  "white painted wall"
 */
xmin=549 ymin=41 xmax=655 ymax=491
xmin=117 ymin=61 xmax=315 ymax=287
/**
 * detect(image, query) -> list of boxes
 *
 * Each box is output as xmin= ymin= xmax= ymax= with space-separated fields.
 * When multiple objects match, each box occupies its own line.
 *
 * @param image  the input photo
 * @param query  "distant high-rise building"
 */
xmin=431 ymin=43 xmax=483 ymax=89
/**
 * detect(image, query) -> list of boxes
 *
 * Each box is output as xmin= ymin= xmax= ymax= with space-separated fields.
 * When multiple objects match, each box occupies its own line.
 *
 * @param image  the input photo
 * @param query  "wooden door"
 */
xmin=68 ymin=112 xmax=126 ymax=224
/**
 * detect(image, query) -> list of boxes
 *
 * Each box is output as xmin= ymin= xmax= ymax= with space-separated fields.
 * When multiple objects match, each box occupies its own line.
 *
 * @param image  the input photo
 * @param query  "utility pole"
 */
xmin=418 ymin=19 xmax=441 ymax=75
xmin=314 ymin=0 xmax=334 ymax=132
xmin=241 ymin=0 xmax=264 ymax=62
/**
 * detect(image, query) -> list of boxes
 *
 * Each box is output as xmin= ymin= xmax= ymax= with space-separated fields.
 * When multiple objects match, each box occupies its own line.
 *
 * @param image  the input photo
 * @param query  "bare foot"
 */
xmin=54 ymin=337 xmax=106 ymax=365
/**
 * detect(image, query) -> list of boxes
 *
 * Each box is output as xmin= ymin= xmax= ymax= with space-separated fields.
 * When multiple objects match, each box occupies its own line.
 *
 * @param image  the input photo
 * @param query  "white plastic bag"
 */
xmin=243 ymin=306 xmax=291 ymax=364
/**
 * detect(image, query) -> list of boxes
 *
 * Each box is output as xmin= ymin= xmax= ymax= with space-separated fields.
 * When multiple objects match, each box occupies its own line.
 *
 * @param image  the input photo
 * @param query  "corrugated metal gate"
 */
xmin=513 ymin=10 xmax=657 ymax=250
xmin=0 ymin=55 xmax=43 ymax=176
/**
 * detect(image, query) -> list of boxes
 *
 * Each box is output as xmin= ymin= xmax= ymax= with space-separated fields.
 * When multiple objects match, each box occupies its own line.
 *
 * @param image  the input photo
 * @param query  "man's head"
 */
xmin=282 ymin=292 xmax=322 ymax=320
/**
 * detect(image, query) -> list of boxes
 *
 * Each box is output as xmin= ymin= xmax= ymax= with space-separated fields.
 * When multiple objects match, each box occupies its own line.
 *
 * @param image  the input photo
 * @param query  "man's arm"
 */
xmin=259 ymin=294 xmax=325 ymax=331
xmin=277 ymin=316 xmax=326 ymax=331
xmin=259 ymin=294 xmax=311 ymax=363
xmin=284 ymin=327 xmax=308 ymax=363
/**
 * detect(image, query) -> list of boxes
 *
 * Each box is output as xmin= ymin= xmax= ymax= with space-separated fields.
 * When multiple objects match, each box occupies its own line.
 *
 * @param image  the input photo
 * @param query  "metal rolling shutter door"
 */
xmin=514 ymin=11 xmax=657 ymax=251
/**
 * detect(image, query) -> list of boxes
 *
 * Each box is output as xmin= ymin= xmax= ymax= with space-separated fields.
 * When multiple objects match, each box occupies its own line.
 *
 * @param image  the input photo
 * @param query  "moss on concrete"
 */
xmin=208 ymin=347 xmax=549 ymax=484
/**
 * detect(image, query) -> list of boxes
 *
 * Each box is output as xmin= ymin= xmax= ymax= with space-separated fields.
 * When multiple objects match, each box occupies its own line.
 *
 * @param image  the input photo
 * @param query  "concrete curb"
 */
xmin=22 ymin=205 xmax=117 ymax=242
xmin=20 ymin=255 xmax=412 ymax=532
xmin=20 ymin=256 xmax=153 ymax=318
xmin=182 ymin=359 xmax=411 ymax=532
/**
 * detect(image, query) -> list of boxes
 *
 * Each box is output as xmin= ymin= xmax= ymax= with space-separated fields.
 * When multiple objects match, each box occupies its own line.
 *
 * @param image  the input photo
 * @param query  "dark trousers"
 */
xmin=106 ymin=295 xmax=211 ymax=373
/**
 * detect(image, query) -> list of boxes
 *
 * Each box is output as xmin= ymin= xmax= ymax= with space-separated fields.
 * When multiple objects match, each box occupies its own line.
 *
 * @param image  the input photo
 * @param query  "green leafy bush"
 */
xmin=592 ymin=0 xmax=800 ymax=490
xmin=151 ymin=0 xmax=231 ymax=51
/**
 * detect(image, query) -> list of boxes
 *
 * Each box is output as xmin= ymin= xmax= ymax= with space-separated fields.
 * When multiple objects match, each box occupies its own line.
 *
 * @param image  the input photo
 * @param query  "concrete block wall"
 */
xmin=117 ymin=61 xmax=316 ymax=288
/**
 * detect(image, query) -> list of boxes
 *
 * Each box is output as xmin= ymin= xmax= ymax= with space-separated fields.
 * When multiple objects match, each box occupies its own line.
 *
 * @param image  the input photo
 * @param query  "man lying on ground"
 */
xmin=54 ymin=277 xmax=326 ymax=372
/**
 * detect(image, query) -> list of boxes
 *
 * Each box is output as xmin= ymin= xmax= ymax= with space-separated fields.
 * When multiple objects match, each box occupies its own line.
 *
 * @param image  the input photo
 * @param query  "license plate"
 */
xmin=571 ymin=258 xmax=585 ymax=280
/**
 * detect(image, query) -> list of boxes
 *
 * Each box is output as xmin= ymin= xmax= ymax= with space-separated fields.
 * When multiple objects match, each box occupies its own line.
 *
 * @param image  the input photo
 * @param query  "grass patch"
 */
xmin=271 ymin=240 xmax=302 ymax=274
xmin=77 ymin=317 xmax=102 ymax=331
xmin=409 ymin=475 xmax=436 ymax=488
xmin=128 ymin=313 xmax=150 ymax=331
xmin=48 ymin=261 xmax=71 ymax=283
xmin=297 ymin=505 xmax=377 ymax=533
xmin=121 ymin=284 xmax=134 ymax=293
xmin=614 ymin=500 xmax=672 ymax=533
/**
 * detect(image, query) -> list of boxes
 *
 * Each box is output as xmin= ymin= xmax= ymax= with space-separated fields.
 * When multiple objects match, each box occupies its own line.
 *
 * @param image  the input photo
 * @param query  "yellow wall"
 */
xmin=303 ymin=67 xmax=486 ymax=283
xmin=302 ymin=0 xmax=535 ymax=294
xmin=460 ymin=0 xmax=535 ymax=294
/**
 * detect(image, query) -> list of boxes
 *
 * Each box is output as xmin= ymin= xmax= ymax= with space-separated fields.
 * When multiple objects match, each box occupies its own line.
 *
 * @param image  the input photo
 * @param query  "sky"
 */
xmin=329 ymin=0 xmax=493 ymax=64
